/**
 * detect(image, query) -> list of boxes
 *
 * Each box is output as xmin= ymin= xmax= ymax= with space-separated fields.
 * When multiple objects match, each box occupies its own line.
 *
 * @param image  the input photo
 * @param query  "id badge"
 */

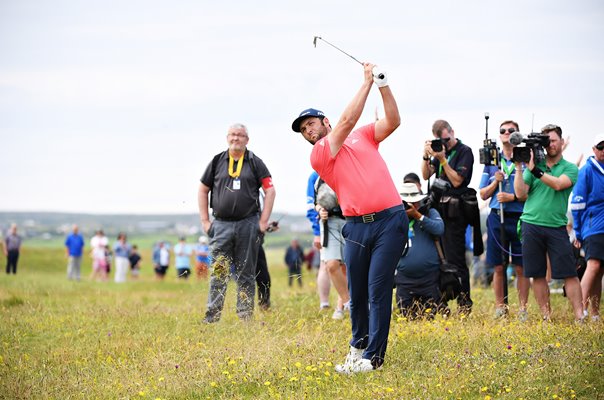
xmin=233 ymin=178 xmax=241 ymax=190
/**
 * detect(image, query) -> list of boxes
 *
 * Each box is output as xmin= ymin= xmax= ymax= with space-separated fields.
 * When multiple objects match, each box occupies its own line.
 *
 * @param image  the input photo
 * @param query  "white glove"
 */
xmin=373 ymin=68 xmax=388 ymax=88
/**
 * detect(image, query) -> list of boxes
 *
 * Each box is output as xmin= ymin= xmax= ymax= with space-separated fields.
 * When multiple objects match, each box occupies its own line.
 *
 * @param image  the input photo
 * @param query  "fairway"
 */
xmin=1 ymin=246 xmax=602 ymax=399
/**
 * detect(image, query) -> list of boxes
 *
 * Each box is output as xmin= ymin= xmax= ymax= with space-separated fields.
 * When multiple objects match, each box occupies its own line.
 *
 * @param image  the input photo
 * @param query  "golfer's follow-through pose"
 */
xmin=292 ymin=62 xmax=407 ymax=373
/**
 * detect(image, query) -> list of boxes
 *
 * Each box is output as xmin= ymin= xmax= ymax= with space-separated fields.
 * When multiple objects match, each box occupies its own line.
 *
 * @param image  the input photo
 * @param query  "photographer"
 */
xmin=421 ymin=120 xmax=476 ymax=314
xmin=395 ymin=176 xmax=445 ymax=319
xmin=513 ymin=124 xmax=583 ymax=321
xmin=479 ymin=120 xmax=530 ymax=321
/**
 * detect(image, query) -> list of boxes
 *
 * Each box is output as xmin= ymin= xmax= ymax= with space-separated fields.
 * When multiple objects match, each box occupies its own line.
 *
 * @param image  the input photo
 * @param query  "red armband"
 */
xmin=261 ymin=177 xmax=273 ymax=190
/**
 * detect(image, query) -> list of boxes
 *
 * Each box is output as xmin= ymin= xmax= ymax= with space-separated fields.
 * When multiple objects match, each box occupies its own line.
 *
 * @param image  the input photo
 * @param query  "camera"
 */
xmin=418 ymin=178 xmax=451 ymax=214
xmin=479 ymin=138 xmax=498 ymax=166
xmin=511 ymin=132 xmax=550 ymax=164
xmin=479 ymin=112 xmax=499 ymax=166
xmin=431 ymin=137 xmax=450 ymax=153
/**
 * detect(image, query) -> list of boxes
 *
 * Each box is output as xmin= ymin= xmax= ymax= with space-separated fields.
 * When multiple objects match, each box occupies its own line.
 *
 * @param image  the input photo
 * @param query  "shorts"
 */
xmin=320 ymin=217 xmax=345 ymax=262
xmin=521 ymin=222 xmax=577 ymax=279
xmin=486 ymin=210 xmax=523 ymax=266
xmin=177 ymin=268 xmax=191 ymax=278
xmin=130 ymin=267 xmax=140 ymax=277
xmin=584 ymin=234 xmax=604 ymax=261
xmin=154 ymin=265 xmax=168 ymax=276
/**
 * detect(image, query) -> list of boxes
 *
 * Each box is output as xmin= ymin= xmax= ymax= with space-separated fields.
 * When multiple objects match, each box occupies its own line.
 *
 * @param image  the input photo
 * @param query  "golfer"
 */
xmin=292 ymin=62 xmax=407 ymax=373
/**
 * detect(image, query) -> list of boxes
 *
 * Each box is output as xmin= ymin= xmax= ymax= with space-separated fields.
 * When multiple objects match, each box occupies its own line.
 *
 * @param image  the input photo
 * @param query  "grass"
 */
xmin=0 ymin=246 xmax=603 ymax=399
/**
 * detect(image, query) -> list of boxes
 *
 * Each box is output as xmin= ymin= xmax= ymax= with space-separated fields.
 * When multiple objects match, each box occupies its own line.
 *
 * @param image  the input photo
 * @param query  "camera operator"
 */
xmin=395 ymin=174 xmax=445 ymax=319
xmin=421 ymin=119 xmax=477 ymax=314
xmin=513 ymin=124 xmax=583 ymax=321
xmin=479 ymin=120 xmax=530 ymax=321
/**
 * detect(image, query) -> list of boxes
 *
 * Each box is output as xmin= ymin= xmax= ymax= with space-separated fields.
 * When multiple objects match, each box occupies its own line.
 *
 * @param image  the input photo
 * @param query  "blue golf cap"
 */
xmin=291 ymin=108 xmax=325 ymax=132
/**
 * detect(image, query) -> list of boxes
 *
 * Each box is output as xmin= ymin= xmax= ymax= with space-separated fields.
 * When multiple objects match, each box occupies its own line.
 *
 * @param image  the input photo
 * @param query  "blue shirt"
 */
xmin=306 ymin=171 xmax=321 ymax=236
xmin=174 ymin=243 xmax=193 ymax=268
xmin=65 ymin=233 xmax=85 ymax=257
xmin=113 ymin=242 xmax=131 ymax=258
xmin=571 ymin=156 xmax=604 ymax=241
xmin=478 ymin=154 xmax=524 ymax=213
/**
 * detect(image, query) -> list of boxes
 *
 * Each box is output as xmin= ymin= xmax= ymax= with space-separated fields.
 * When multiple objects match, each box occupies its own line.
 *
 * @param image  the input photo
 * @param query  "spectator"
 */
xmin=128 ymin=245 xmax=142 ymax=280
xmin=571 ymin=133 xmax=604 ymax=321
xmin=284 ymin=238 xmax=305 ymax=287
xmin=195 ymin=236 xmax=211 ymax=280
xmin=90 ymin=230 xmax=109 ymax=281
xmin=306 ymin=171 xmax=332 ymax=310
xmin=174 ymin=236 xmax=193 ymax=279
xmin=198 ymin=122 xmax=276 ymax=323
xmin=65 ymin=224 xmax=85 ymax=281
xmin=113 ymin=232 xmax=131 ymax=283
xmin=153 ymin=242 xmax=170 ymax=281
xmin=514 ymin=124 xmax=583 ymax=321
xmin=4 ymin=223 xmax=22 ymax=275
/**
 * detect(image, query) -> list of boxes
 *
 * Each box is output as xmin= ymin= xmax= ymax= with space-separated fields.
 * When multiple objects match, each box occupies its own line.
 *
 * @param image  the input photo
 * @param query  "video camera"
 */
xmin=430 ymin=137 xmax=450 ymax=153
xmin=479 ymin=113 xmax=499 ymax=167
xmin=510 ymin=132 xmax=550 ymax=164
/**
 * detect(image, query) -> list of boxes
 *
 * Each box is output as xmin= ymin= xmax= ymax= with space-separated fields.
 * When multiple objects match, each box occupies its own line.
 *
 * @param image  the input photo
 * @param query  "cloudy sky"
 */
xmin=1 ymin=0 xmax=603 ymax=217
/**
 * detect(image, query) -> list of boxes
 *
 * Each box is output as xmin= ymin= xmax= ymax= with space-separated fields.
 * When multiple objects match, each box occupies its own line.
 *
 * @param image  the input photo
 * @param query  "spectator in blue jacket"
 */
xmin=395 ymin=180 xmax=445 ymax=319
xmin=571 ymin=133 xmax=604 ymax=321
xmin=65 ymin=224 xmax=85 ymax=281
xmin=284 ymin=238 xmax=305 ymax=287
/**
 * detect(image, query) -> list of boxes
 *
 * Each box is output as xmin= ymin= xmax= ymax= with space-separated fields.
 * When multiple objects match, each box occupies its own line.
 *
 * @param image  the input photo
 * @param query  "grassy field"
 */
xmin=0 ymin=246 xmax=602 ymax=399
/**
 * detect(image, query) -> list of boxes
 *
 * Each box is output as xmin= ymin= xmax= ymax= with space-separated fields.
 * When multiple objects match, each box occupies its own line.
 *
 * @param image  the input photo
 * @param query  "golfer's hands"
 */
xmin=363 ymin=62 xmax=375 ymax=84
xmin=373 ymin=67 xmax=388 ymax=87
xmin=313 ymin=235 xmax=322 ymax=250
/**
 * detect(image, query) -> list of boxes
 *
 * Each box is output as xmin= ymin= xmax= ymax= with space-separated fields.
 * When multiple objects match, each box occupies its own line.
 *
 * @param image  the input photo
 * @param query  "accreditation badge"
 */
xmin=233 ymin=178 xmax=241 ymax=190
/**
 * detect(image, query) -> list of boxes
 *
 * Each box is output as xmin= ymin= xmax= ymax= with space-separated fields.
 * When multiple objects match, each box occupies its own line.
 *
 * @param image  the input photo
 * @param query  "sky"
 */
xmin=1 ymin=0 xmax=603 ymax=217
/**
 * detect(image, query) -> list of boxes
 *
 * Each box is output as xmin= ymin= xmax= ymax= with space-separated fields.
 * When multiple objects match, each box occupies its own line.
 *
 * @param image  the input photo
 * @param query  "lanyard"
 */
xmin=408 ymin=219 xmax=416 ymax=238
xmin=501 ymin=158 xmax=514 ymax=178
xmin=228 ymin=154 xmax=244 ymax=178
xmin=439 ymin=149 xmax=457 ymax=176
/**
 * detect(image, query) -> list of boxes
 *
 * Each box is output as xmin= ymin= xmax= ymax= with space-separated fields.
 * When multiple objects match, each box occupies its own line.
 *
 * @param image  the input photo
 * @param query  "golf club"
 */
xmin=313 ymin=36 xmax=385 ymax=79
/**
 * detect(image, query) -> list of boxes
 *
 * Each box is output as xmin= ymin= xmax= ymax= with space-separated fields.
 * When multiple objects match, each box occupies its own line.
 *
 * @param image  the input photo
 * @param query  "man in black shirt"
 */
xmin=421 ymin=119 xmax=476 ymax=314
xmin=198 ymin=123 xmax=276 ymax=322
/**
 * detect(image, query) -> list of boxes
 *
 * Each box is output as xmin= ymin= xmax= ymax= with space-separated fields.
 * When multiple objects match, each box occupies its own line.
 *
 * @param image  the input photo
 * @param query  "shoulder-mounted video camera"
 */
xmin=479 ymin=113 xmax=499 ymax=166
xmin=431 ymin=137 xmax=450 ymax=153
xmin=510 ymin=132 xmax=550 ymax=164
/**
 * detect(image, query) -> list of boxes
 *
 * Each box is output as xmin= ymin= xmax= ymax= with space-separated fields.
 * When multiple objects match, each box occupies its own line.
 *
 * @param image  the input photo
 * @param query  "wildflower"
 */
xmin=386 ymin=388 xmax=394 ymax=393
xmin=289 ymin=377 xmax=298 ymax=382
xmin=507 ymin=345 xmax=512 ymax=350
xmin=481 ymin=387 xmax=488 ymax=392
xmin=520 ymin=360 xmax=526 ymax=365
xmin=264 ymin=381 xmax=271 ymax=386
xmin=138 ymin=391 xmax=145 ymax=397
xmin=175 ymin=364 xmax=179 ymax=369
xmin=555 ymin=342 xmax=561 ymax=348
xmin=210 ymin=382 xmax=217 ymax=387
xmin=485 ymin=396 xmax=492 ymax=400
xmin=158 ymin=377 xmax=164 ymax=382
xmin=295 ymin=362 xmax=302 ymax=368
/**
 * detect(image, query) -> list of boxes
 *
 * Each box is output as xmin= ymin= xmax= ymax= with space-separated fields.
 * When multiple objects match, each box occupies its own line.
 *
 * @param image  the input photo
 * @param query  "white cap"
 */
xmin=594 ymin=133 xmax=604 ymax=147
xmin=198 ymin=236 xmax=208 ymax=244
xmin=399 ymin=182 xmax=427 ymax=203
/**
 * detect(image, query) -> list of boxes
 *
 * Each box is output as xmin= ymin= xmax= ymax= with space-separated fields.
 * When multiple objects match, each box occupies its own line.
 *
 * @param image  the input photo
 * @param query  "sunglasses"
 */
xmin=499 ymin=128 xmax=516 ymax=135
xmin=596 ymin=143 xmax=604 ymax=151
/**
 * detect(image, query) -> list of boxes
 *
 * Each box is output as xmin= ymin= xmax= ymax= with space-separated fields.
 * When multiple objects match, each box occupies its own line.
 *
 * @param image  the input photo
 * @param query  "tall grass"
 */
xmin=0 ymin=246 xmax=602 ymax=399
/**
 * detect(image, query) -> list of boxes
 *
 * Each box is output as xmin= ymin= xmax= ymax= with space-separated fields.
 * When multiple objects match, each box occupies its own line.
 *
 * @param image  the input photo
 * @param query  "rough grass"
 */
xmin=0 ymin=247 xmax=602 ymax=399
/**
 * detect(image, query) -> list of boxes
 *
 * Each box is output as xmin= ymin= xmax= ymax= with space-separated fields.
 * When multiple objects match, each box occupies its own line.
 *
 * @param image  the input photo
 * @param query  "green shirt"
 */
xmin=521 ymin=157 xmax=578 ymax=227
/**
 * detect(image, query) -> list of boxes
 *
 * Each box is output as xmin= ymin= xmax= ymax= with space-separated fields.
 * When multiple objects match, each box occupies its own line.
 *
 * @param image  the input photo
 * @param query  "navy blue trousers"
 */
xmin=342 ymin=207 xmax=407 ymax=367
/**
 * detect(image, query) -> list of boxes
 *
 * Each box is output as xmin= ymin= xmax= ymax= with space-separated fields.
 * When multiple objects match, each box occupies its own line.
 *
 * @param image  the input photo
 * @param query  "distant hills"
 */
xmin=0 ymin=211 xmax=310 ymax=240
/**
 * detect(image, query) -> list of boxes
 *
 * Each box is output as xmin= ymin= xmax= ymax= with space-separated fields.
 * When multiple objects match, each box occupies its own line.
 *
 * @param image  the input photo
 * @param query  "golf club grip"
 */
xmin=375 ymin=73 xmax=385 ymax=79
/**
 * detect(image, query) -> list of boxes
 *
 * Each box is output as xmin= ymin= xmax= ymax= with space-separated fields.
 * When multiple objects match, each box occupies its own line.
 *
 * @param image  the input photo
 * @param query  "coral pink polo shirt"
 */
xmin=310 ymin=123 xmax=401 ymax=216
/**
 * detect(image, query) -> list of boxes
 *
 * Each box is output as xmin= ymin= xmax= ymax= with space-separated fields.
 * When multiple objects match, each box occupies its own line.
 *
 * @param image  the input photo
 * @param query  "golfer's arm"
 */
xmin=374 ymin=86 xmax=400 ymax=142
xmin=328 ymin=80 xmax=372 ymax=156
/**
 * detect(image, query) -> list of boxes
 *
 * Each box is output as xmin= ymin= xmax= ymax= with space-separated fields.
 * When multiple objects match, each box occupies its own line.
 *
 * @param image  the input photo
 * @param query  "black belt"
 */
xmin=214 ymin=212 xmax=258 ymax=222
xmin=345 ymin=204 xmax=405 ymax=224
xmin=491 ymin=209 xmax=522 ymax=217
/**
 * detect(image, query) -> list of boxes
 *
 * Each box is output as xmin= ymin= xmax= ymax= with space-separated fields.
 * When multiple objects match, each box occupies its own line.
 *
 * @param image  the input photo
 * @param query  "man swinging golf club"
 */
xmin=292 ymin=62 xmax=407 ymax=373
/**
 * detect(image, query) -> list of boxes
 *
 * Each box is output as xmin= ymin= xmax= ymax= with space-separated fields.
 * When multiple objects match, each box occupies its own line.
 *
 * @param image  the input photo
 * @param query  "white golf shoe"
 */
xmin=335 ymin=346 xmax=375 ymax=374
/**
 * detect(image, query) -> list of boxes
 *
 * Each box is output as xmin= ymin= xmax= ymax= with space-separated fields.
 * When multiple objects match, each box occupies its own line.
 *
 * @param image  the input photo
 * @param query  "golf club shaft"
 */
xmin=314 ymin=36 xmax=384 ymax=79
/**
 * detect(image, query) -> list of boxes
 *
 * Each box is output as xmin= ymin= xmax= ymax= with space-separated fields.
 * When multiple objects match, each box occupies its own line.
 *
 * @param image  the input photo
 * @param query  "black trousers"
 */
xmin=255 ymin=246 xmax=271 ymax=309
xmin=441 ymin=214 xmax=473 ymax=311
xmin=6 ymin=250 xmax=19 ymax=274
